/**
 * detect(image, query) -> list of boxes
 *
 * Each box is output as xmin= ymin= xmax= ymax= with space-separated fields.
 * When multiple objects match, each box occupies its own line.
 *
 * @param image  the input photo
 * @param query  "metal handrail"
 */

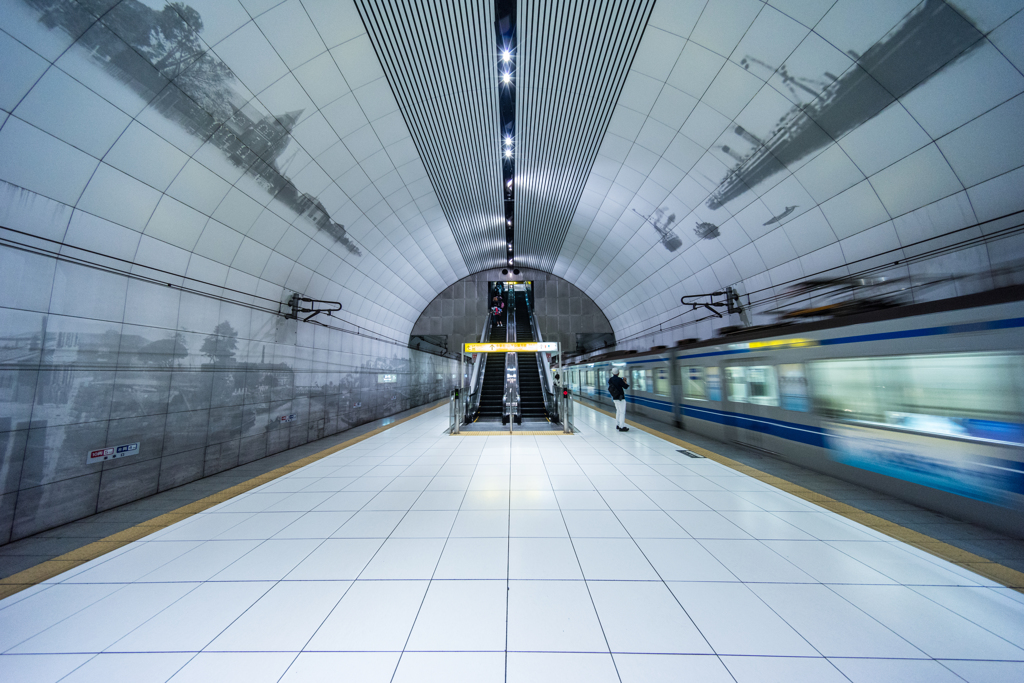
xmin=448 ymin=387 xmax=462 ymax=434
xmin=503 ymin=291 xmax=520 ymax=425
xmin=503 ymin=351 xmax=520 ymax=425
xmin=560 ymin=387 xmax=574 ymax=434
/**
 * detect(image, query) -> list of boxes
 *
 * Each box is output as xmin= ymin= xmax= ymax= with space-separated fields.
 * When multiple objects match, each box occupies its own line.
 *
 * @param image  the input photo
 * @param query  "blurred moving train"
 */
xmin=564 ymin=288 xmax=1024 ymax=537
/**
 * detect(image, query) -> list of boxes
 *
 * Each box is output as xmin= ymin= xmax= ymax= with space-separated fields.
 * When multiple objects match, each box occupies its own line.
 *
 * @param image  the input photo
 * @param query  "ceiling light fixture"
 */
xmin=504 ymin=148 xmax=512 ymax=158
xmin=501 ymin=49 xmax=511 ymax=63
xmin=501 ymin=72 xmax=512 ymax=85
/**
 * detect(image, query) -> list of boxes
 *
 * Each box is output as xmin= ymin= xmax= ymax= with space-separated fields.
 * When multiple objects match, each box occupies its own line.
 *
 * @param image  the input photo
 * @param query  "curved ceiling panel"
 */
xmin=2 ymin=0 xmax=1023 ymax=349
xmin=356 ymin=0 xmax=507 ymax=271
xmin=0 ymin=0 xmax=468 ymax=342
xmin=552 ymin=0 xmax=1024 ymax=344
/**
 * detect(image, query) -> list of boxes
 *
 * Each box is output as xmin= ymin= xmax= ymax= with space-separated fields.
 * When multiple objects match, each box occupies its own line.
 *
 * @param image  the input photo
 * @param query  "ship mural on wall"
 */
xmin=23 ymin=0 xmax=361 ymax=255
xmin=706 ymin=0 xmax=982 ymax=211
xmin=632 ymin=207 xmax=682 ymax=252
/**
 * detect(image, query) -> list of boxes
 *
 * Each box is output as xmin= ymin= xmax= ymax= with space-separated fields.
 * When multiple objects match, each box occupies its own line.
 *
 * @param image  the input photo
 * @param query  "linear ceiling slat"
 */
xmin=355 ymin=0 xmax=505 ymax=272
xmin=516 ymin=0 xmax=654 ymax=272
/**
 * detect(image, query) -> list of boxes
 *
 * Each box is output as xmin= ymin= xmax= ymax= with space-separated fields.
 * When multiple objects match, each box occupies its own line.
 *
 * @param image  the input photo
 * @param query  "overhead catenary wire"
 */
xmin=611 ymin=209 xmax=1024 ymax=346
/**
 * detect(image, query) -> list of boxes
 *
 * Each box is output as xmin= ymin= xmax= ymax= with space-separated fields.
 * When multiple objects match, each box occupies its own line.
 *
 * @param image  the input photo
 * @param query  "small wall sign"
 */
xmin=87 ymin=442 xmax=140 ymax=464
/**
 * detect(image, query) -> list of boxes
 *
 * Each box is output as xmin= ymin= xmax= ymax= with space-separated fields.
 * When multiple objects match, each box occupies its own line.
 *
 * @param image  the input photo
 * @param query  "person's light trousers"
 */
xmin=614 ymin=399 xmax=626 ymax=428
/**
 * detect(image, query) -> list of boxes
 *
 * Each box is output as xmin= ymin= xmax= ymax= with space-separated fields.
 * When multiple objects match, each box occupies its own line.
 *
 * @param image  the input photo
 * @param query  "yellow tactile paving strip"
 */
xmin=585 ymin=402 xmax=1024 ymax=592
xmin=0 ymin=400 xmax=447 ymax=601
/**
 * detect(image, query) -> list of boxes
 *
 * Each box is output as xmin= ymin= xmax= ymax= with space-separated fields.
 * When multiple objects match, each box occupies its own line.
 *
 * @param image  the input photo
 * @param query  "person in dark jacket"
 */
xmin=608 ymin=367 xmax=629 ymax=431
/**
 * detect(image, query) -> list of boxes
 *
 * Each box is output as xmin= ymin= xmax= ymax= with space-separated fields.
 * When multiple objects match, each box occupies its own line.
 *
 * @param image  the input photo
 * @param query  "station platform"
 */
xmin=1 ymin=402 xmax=1023 ymax=682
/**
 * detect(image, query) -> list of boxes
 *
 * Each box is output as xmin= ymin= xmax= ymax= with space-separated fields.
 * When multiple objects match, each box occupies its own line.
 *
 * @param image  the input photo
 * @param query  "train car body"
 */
xmin=565 ymin=289 xmax=1024 ymax=537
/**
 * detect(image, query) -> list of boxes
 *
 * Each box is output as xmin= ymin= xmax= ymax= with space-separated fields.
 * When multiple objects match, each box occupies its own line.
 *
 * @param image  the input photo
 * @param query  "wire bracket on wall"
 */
xmin=680 ymin=287 xmax=743 ymax=319
xmin=286 ymin=293 xmax=342 ymax=323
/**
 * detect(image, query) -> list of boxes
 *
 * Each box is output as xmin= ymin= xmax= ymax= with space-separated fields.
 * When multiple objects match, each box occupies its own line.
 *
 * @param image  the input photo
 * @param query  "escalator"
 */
xmin=477 ymin=310 xmax=507 ymax=419
xmin=514 ymin=291 xmax=548 ymax=418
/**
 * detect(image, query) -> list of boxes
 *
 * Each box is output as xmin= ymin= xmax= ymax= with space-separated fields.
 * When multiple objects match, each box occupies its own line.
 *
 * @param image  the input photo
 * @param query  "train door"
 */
xmin=723 ymin=362 xmax=779 ymax=452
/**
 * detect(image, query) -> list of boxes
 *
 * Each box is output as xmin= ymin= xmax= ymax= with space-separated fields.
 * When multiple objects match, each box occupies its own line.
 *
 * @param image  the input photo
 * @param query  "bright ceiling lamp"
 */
xmin=501 ymin=71 xmax=512 ymax=85
xmin=501 ymin=49 xmax=511 ymax=63
xmin=504 ymin=148 xmax=512 ymax=158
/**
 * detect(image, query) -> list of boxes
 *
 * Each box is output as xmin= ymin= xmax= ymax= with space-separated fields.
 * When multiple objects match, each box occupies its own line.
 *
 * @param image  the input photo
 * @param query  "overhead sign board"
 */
xmin=465 ymin=342 xmax=558 ymax=353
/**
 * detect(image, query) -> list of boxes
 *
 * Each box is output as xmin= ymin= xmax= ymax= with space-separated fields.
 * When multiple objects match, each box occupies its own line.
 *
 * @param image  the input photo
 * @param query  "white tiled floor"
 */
xmin=2 ymin=404 xmax=1023 ymax=682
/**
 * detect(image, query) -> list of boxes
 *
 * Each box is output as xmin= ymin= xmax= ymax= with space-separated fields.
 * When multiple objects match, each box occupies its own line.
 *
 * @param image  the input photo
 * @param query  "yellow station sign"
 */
xmin=464 ymin=342 xmax=558 ymax=353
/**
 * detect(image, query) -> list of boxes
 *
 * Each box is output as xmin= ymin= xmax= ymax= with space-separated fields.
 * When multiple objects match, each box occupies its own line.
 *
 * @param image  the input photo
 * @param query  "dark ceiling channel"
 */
xmin=354 ymin=0 xmax=505 ymax=271
xmin=495 ymin=0 xmax=516 ymax=272
xmin=514 ymin=0 xmax=656 ymax=273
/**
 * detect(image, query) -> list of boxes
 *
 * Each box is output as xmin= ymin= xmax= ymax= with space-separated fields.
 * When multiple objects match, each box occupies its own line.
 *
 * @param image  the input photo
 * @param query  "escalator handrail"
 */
xmin=503 ymin=289 xmax=520 ymax=421
xmin=522 ymin=290 xmax=558 ymax=418
xmin=466 ymin=308 xmax=496 ymax=420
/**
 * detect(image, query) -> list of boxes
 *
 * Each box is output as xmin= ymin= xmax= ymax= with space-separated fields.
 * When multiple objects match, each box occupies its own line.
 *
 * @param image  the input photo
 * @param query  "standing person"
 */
xmin=492 ymin=297 xmax=504 ymax=327
xmin=608 ymin=368 xmax=629 ymax=432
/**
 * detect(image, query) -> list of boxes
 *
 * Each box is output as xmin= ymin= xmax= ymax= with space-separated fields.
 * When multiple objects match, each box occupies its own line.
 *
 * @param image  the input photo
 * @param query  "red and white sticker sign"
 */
xmin=87 ymin=442 xmax=140 ymax=464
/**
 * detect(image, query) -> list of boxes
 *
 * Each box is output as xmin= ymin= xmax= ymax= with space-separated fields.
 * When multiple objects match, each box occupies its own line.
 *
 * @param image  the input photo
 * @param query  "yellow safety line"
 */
xmin=452 ymin=430 xmax=572 ymax=436
xmin=0 ymin=400 xmax=448 ymax=601
xmin=582 ymin=400 xmax=1024 ymax=592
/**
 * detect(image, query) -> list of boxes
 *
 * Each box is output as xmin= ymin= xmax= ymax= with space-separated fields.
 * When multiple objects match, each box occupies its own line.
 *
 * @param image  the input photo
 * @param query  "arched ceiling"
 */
xmin=1 ymin=0 xmax=1022 ymax=344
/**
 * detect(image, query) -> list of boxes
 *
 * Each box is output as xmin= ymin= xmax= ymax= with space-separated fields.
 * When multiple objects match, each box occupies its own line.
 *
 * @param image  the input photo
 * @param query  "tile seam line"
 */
xmin=578 ymin=400 xmax=1024 ymax=593
xmin=0 ymin=400 xmax=450 ymax=601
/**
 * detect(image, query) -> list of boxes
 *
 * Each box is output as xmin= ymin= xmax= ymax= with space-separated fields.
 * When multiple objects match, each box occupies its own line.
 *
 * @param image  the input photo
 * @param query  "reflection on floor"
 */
xmin=1 ymin=404 xmax=1022 ymax=682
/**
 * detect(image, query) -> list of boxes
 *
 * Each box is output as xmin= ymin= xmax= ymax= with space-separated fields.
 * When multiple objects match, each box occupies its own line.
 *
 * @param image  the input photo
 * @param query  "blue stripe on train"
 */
xmin=593 ymin=391 xmax=827 ymax=448
xmin=682 ymin=405 xmax=827 ymax=448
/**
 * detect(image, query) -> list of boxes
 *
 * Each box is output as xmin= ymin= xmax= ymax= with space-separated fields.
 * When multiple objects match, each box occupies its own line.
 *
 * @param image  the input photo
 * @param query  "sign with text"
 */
xmin=464 ymin=342 xmax=558 ymax=353
xmin=87 ymin=442 xmax=140 ymax=464
xmin=378 ymin=373 xmax=397 ymax=383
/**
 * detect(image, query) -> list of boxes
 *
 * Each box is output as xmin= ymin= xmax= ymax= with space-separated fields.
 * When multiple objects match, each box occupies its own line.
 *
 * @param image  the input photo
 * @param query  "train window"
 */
xmin=599 ymin=370 xmax=607 ymax=390
xmin=630 ymin=368 xmax=647 ymax=392
xmin=725 ymin=367 xmax=746 ymax=402
xmin=654 ymin=367 xmax=670 ymax=396
xmin=706 ymin=366 xmax=722 ymax=401
xmin=810 ymin=353 xmax=1024 ymax=442
xmin=684 ymin=366 xmax=705 ymax=399
xmin=726 ymin=366 xmax=779 ymax=406
xmin=778 ymin=364 xmax=810 ymax=412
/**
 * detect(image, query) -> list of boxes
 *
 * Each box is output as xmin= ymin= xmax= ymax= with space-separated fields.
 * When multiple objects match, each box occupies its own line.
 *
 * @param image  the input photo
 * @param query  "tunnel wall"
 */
xmin=411 ymin=267 xmax=615 ymax=354
xmin=0 ymin=240 xmax=457 ymax=545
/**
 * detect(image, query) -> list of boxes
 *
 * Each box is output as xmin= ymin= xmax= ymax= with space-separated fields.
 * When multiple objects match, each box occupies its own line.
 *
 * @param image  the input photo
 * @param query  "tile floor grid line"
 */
xmin=505 ymin=434 xmax=512 ymax=683
xmin=570 ymin=406 xmax=941 ymax=670
xmin=578 ymin=429 xmax=916 ymax=668
xmin=4 ymin=405 xmax=1024 ymax=681
xmin=381 ymin=428 xmax=489 ymax=682
xmin=266 ymin=416 xmax=474 ymax=681
xmin=7 ymin=407 xmax=446 ymax=673
xmin=540 ymin=434 xmax=626 ymax=683
xmin=578 ymin=399 xmax=1024 ymax=593
xmin=568 ymin=408 xmax=732 ymax=668
xmin=0 ymin=401 xmax=449 ymax=601
xmin=124 ymin=447 xmax=428 ymax=679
